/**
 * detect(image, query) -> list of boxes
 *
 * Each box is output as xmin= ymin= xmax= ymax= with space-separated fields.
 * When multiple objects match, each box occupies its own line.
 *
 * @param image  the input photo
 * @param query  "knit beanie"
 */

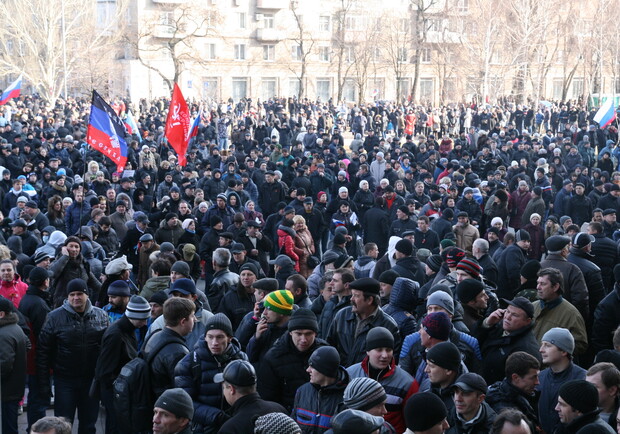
xmin=445 ymin=248 xmax=466 ymax=268
xmin=308 ymin=346 xmax=340 ymax=378
xmin=426 ymin=290 xmax=454 ymax=315
xmin=107 ymin=280 xmax=131 ymax=297
xmin=426 ymin=341 xmax=461 ymax=371
xmin=181 ymin=218 xmax=194 ymax=230
xmin=421 ymin=312 xmax=452 ymax=341
xmin=344 ymin=377 xmax=387 ymax=411
xmin=456 ymin=258 xmax=481 ymax=279
xmin=288 ymin=308 xmax=318 ymax=333
xmin=558 ymin=380 xmax=599 ymax=414
xmin=404 ymin=392 xmax=447 ymax=431
xmin=254 ymin=412 xmax=301 ymax=434
xmin=263 ymin=290 xmax=294 ymax=315
xmin=378 ymin=270 xmax=399 ymax=286
xmin=520 ymin=259 xmax=541 ymax=280
xmin=426 ymin=254 xmax=443 ymax=273
xmin=171 ymin=261 xmax=191 ymax=278
xmin=542 ymin=327 xmax=575 ymax=355
xmin=205 ymin=313 xmax=234 ymax=337
xmin=395 ymin=239 xmax=414 ymax=256
xmin=149 ymin=290 xmax=169 ymax=306
xmin=154 ymin=388 xmax=194 ymax=420
xmin=29 ymin=267 xmax=50 ymax=287
xmin=455 ymin=279 xmax=485 ymax=304
xmin=440 ymin=239 xmax=455 ymax=249
xmin=67 ymin=278 xmax=88 ymax=294
xmin=125 ymin=295 xmax=151 ymax=320
xmin=365 ymin=327 xmax=395 ymax=351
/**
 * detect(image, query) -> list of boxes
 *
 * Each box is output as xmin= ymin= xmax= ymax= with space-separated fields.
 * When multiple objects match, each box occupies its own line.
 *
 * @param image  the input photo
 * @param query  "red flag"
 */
xmin=165 ymin=83 xmax=190 ymax=166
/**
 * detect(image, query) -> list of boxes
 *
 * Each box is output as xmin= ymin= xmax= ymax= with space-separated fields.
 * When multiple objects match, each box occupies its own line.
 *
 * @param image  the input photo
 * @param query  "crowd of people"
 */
xmin=2 ymin=93 xmax=620 ymax=434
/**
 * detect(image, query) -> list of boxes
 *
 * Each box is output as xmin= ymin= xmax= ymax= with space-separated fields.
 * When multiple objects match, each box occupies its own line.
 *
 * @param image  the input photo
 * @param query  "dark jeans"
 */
xmin=100 ymin=384 xmax=120 ymax=434
xmin=27 ymin=374 xmax=49 ymax=431
xmin=2 ymin=400 xmax=19 ymax=434
xmin=54 ymin=376 xmax=99 ymax=434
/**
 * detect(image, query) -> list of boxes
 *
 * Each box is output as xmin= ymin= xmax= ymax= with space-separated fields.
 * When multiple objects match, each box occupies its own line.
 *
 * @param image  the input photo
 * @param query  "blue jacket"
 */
xmin=65 ymin=201 xmax=91 ymax=235
xmin=536 ymin=363 xmax=586 ymax=434
xmin=383 ymin=277 xmax=419 ymax=338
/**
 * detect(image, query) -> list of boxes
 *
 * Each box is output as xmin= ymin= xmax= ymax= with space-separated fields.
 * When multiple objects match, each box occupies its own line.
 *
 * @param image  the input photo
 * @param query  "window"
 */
xmin=263 ymin=13 xmax=274 ymax=29
xmin=345 ymin=16 xmax=359 ymax=30
xmin=232 ymin=77 xmax=248 ymax=101
xmin=234 ymin=44 xmax=246 ymax=60
xmin=343 ymin=78 xmax=356 ymax=101
xmin=319 ymin=46 xmax=330 ymax=62
xmin=398 ymin=48 xmax=408 ymax=63
xmin=6 ymin=40 xmax=13 ymax=55
xmin=206 ymin=43 xmax=216 ymax=60
xmin=420 ymin=78 xmax=434 ymax=101
xmin=289 ymin=78 xmax=301 ymax=97
xmin=261 ymin=78 xmax=277 ymax=100
xmin=345 ymin=46 xmax=355 ymax=63
xmin=237 ymin=12 xmax=246 ymax=29
xmin=372 ymin=47 xmax=381 ymax=62
xmin=291 ymin=44 xmax=302 ymax=61
xmin=96 ymin=0 xmax=116 ymax=28
xmin=203 ymin=78 xmax=219 ymax=100
xmin=316 ymin=78 xmax=331 ymax=101
xmin=456 ymin=0 xmax=469 ymax=12
xmin=369 ymin=78 xmax=384 ymax=100
xmin=160 ymin=11 xmax=174 ymax=27
xmin=556 ymin=50 xmax=564 ymax=64
xmin=552 ymin=78 xmax=563 ymax=100
xmin=397 ymin=78 xmax=411 ymax=100
xmin=421 ymin=48 xmax=431 ymax=63
xmin=427 ymin=17 xmax=441 ymax=32
xmin=319 ymin=15 xmax=331 ymax=31
xmin=572 ymin=77 xmax=584 ymax=99
xmin=263 ymin=44 xmax=275 ymax=61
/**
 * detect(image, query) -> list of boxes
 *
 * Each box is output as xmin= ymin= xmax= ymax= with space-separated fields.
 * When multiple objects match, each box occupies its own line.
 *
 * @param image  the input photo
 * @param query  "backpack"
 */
xmin=112 ymin=334 xmax=186 ymax=433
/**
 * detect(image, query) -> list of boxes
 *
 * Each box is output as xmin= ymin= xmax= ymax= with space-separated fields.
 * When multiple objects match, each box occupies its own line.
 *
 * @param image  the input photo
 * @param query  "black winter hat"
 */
xmin=309 ymin=346 xmax=340 ymax=378
xmin=558 ymin=380 xmax=599 ymax=414
xmin=426 ymin=341 xmax=461 ymax=371
xmin=205 ymin=313 xmax=233 ymax=337
xmin=404 ymin=392 xmax=447 ymax=431
xmin=29 ymin=267 xmax=50 ymax=286
xmin=455 ymin=279 xmax=485 ymax=304
xmin=288 ymin=308 xmax=318 ymax=333
xmin=365 ymin=327 xmax=395 ymax=351
xmin=378 ymin=270 xmax=399 ymax=286
xmin=395 ymin=238 xmax=414 ymax=256
xmin=520 ymin=260 xmax=541 ymax=281
xmin=154 ymin=388 xmax=194 ymax=420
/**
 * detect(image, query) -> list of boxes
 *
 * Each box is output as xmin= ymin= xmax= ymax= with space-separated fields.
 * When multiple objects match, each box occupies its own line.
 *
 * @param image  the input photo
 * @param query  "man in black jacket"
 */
xmin=143 ymin=297 xmax=194 ymax=398
xmin=496 ymin=229 xmax=530 ymax=300
xmin=555 ymin=380 xmax=615 ymax=433
xmin=18 ymin=267 xmax=52 ymax=432
xmin=589 ymin=222 xmax=619 ymax=293
xmin=95 ymin=296 xmax=151 ymax=434
xmin=37 ymin=278 xmax=109 ymax=433
xmin=391 ymin=239 xmax=425 ymax=284
xmin=217 ymin=360 xmax=287 ymax=433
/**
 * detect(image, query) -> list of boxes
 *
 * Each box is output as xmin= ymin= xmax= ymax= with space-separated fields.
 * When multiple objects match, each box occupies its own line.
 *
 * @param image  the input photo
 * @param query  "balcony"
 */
xmin=256 ymin=0 xmax=287 ymax=9
xmin=256 ymin=28 xmax=283 ymax=41
xmin=154 ymin=24 xmax=176 ymax=38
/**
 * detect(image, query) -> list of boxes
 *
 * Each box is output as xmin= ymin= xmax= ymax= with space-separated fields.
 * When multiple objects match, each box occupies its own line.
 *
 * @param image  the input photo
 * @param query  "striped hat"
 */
xmin=456 ymin=258 xmax=482 ymax=279
xmin=263 ymin=290 xmax=294 ymax=315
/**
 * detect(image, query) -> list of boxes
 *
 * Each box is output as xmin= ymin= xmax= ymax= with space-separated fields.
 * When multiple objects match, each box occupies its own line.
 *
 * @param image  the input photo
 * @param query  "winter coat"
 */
xmin=0 ymin=274 xmax=28 ymax=308
xmin=37 ymin=299 xmax=108 ymax=395
xmin=453 ymin=223 xmax=479 ymax=253
xmin=143 ymin=327 xmax=189 ymax=398
xmin=486 ymin=379 xmax=540 ymax=431
xmin=389 ymin=217 xmax=418 ymax=238
xmin=362 ymin=206 xmax=390 ymax=252
xmin=509 ymin=190 xmax=532 ymax=229
xmin=294 ymin=228 xmax=315 ymax=278
xmin=277 ymin=226 xmax=300 ymax=272
xmin=154 ymin=221 xmax=185 ymax=246
xmin=18 ymin=285 xmax=52 ymax=375
xmin=259 ymin=180 xmax=287 ymax=216
xmin=533 ymin=297 xmax=588 ymax=356
xmin=383 ymin=278 xmax=419 ymax=338
xmin=207 ymin=268 xmax=240 ymax=313
xmin=218 ymin=393 xmax=287 ymax=434
xmin=541 ymin=253 xmax=589 ymax=322
xmin=97 ymin=228 xmax=119 ymax=255
xmin=591 ymin=232 xmax=620 ymax=292
xmin=0 ymin=312 xmax=29 ymax=400
xmin=446 ymin=401 xmax=496 ymax=434
xmin=567 ymin=194 xmax=593 ymax=226
xmin=391 ymin=256 xmax=425 ymax=285
xmin=521 ymin=196 xmax=546 ymax=226
xmin=522 ymin=223 xmax=545 ymax=260
xmin=554 ymin=410 xmax=615 ymax=434
xmin=292 ymin=367 xmax=350 ymax=434
xmin=139 ymin=275 xmax=171 ymax=301
xmin=174 ymin=338 xmax=247 ymax=431
xmin=327 ymin=306 xmax=401 ymax=367
xmin=567 ymin=248 xmax=606 ymax=322
xmin=536 ymin=363 xmax=586 ymax=434
xmin=218 ymin=284 xmax=256 ymax=332
xmin=347 ymin=357 xmax=418 ymax=434
xmin=593 ymin=283 xmax=620 ymax=353
xmin=258 ymin=333 xmax=328 ymax=411
xmin=496 ymin=244 xmax=528 ymax=300
xmin=49 ymin=254 xmax=101 ymax=307
xmin=430 ymin=215 xmax=454 ymax=240
xmin=478 ymin=320 xmax=542 ymax=385
xmin=315 ymin=295 xmax=351 ymax=339
xmin=94 ymin=314 xmax=139 ymax=389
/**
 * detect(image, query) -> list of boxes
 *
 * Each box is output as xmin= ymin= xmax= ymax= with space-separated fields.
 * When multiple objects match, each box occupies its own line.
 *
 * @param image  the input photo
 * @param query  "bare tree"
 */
xmin=381 ymin=12 xmax=413 ymax=103
xmin=133 ymin=3 xmax=219 ymax=92
xmin=288 ymin=0 xmax=316 ymax=100
xmin=409 ymin=0 xmax=439 ymax=103
xmin=332 ymin=0 xmax=356 ymax=102
xmin=0 ymin=0 xmax=128 ymax=105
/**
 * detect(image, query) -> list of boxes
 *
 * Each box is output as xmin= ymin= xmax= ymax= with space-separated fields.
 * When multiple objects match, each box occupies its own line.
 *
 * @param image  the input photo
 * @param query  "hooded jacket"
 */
xmin=0 ymin=311 xmax=29 ymax=400
xmin=383 ymin=277 xmax=419 ymax=338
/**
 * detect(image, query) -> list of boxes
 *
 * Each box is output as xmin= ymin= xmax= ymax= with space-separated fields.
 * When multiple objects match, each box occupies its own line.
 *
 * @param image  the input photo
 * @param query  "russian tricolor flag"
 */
xmin=187 ymin=106 xmax=202 ymax=143
xmin=125 ymin=110 xmax=142 ymax=142
xmin=0 ymin=75 xmax=22 ymax=106
xmin=594 ymin=98 xmax=617 ymax=128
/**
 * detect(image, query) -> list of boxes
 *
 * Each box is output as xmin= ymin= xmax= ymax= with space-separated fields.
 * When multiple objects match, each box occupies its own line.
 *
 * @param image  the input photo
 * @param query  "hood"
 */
xmin=389 ymin=277 xmax=419 ymax=310
xmin=76 ymin=226 xmax=93 ymax=241
xmin=277 ymin=226 xmax=296 ymax=237
xmin=61 ymin=298 xmax=93 ymax=315
xmin=356 ymin=255 xmax=374 ymax=266
xmin=387 ymin=236 xmax=400 ymax=267
xmin=48 ymin=230 xmax=68 ymax=247
xmin=43 ymin=225 xmax=56 ymax=234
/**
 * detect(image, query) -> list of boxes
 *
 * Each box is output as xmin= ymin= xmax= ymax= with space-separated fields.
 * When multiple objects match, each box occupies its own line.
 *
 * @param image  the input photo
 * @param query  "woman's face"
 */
xmin=66 ymin=241 xmax=81 ymax=258
xmin=361 ymin=183 xmax=368 ymax=191
xmin=493 ymin=221 xmax=502 ymax=229
xmin=188 ymin=221 xmax=195 ymax=231
xmin=247 ymin=201 xmax=255 ymax=211
xmin=294 ymin=221 xmax=304 ymax=231
xmin=531 ymin=216 xmax=540 ymax=225
xmin=54 ymin=201 xmax=61 ymax=211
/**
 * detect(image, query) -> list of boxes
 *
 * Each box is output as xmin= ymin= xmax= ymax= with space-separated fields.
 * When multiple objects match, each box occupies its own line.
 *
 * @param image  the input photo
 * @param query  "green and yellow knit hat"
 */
xmin=263 ymin=290 xmax=294 ymax=315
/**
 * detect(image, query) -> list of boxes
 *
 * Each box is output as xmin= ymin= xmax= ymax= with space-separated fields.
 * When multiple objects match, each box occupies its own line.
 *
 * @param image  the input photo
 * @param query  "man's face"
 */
xmin=150 ymin=302 xmax=164 ymax=319
xmin=455 ymin=270 xmax=473 ymax=284
xmin=107 ymin=189 xmax=116 ymax=200
xmin=0 ymin=263 xmax=14 ymax=281
xmin=536 ymin=275 xmax=559 ymax=302
xmin=239 ymin=270 xmax=256 ymax=288
xmin=587 ymin=371 xmax=618 ymax=412
xmin=263 ymin=305 xmax=283 ymax=324
xmin=512 ymin=368 xmax=539 ymax=395
xmin=170 ymin=270 xmax=187 ymax=283
xmin=108 ymin=295 xmax=129 ymax=310
xmin=167 ymin=217 xmax=178 ymax=228
xmin=178 ymin=203 xmax=189 ymax=214
xmin=488 ymin=231 xmax=498 ymax=242
xmin=116 ymin=204 xmax=126 ymax=215
xmin=233 ymin=250 xmax=246 ymax=263
xmin=205 ymin=329 xmax=231 ymax=355
xmin=555 ymin=396 xmax=579 ymax=425
xmin=424 ymin=360 xmax=451 ymax=385
xmin=367 ymin=347 xmax=393 ymax=370
xmin=379 ymin=282 xmax=392 ymax=299
xmin=306 ymin=365 xmax=329 ymax=385
xmin=605 ymin=213 xmax=617 ymax=224
xmin=539 ymin=341 xmax=566 ymax=366
xmin=453 ymin=388 xmax=483 ymax=419
xmin=216 ymin=198 xmax=226 ymax=209
xmin=458 ymin=216 xmax=468 ymax=225
xmin=68 ymin=290 xmax=88 ymax=312
xmin=427 ymin=305 xmax=450 ymax=316
xmin=592 ymin=212 xmax=603 ymax=223
xmin=351 ymin=289 xmax=372 ymax=315
xmin=11 ymin=225 xmax=24 ymax=235
xmin=575 ymin=185 xmax=584 ymax=195
xmin=152 ymin=408 xmax=188 ymax=434
xmin=468 ymin=290 xmax=488 ymax=311
xmin=290 ymin=329 xmax=316 ymax=353
xmin=502 ymin=306 xmax=531 ymax=332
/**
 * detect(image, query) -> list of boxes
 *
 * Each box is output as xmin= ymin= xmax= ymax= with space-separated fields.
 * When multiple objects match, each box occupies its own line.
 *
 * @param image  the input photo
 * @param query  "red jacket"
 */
xmin=0 ymin=275 xmax=28 ymax=307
